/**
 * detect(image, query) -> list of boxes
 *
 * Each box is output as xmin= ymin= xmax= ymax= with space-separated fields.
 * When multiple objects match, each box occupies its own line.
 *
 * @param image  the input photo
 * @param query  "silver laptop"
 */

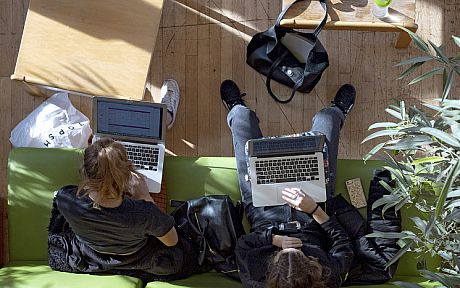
xmin=92 ymin=96 xmax=167 ymax=193
xmin=247 ymin=135 xmax=327 ymax=207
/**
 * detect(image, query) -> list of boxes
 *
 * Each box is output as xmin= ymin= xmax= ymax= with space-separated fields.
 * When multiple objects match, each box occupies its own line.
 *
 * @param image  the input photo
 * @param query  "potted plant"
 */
xmin=362 ymin=31 xmax=460 ymax=287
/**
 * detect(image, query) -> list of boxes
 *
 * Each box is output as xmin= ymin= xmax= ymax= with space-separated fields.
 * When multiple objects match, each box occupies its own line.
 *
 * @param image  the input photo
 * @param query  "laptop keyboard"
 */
xmin=124 ymin=144 xmax=159 ymax=171
xmin=255 ymin=156 xmax=320 ymax=184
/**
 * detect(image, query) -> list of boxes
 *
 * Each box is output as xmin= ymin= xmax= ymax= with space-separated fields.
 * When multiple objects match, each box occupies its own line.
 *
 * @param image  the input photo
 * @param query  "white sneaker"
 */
xmin=160 ymin=79 xmax=180 ymax=129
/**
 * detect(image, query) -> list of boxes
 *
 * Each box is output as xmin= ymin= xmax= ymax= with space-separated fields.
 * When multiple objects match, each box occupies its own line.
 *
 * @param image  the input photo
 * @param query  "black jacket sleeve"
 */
xmin=320 ymin=216 xmax=355 ymax=287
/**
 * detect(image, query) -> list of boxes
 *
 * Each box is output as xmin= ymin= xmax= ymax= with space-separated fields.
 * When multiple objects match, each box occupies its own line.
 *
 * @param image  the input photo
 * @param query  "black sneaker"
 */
xmin=220 ymin=80 xmax=246 ymax=111
xmin=332 ymin=84 xmax=356 ymax=116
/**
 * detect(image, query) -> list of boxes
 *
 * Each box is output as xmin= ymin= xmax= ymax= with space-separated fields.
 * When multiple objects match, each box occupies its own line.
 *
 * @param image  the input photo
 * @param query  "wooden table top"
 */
xmin=12 ymin=0 xmax=164 ymax=100
xmin=281 ymin=0 xmax=416 ymax=26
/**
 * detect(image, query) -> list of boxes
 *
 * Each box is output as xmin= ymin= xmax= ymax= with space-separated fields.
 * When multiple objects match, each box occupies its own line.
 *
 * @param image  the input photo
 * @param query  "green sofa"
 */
xmin=1 ymin=148 xmax=438 ymax=288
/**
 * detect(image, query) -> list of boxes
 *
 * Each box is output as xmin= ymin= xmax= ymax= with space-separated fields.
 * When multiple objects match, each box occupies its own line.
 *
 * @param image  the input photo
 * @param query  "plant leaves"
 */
xmin=396 ymin=56 xmax=433 ymax=67
xmin=392 ymin=281 xmax=424 ymax=288
xmin=398 ymin=26 xmax=430 ymax=53
xmin=446 ymin=199 xmax=460 ymax=210
xmin=411 ymin=217 xmax=427 ymax=232
xmin=447 ymin=190 xmax=460 ymax=198
xmin=363 ymin=142 xmax=386 ymax=162
xmin=361 ymin=129 xmax=400 ymax=144
xmin=453 ymin=36 xmax=460 ymax=48
xmin=441 ymin=69 xmax=455 ymax=101
xmin=385 ymin=108 xmax=404 ymax=120
xmin=368 ymin=122 xmax=399 ymax=130
xmin=408 ymin=67 xmax=444 ymax=86
xmin=409 ymin=106 xmax=432 ymax=127
xmin=395 ymin=196 xmax=410 ymax=212
xmin=366 ymin=232 xmax=410 ymax=239
xmin=372 ymin=194 xmax=399 ymax=210
xmin=412 ymin=156 xmax=446 ymax=165
xmin=428 ymin=40 xmax=448 ymax=63
xmin=420 ymin=127 xmax=460 ymax=147
xmin=436 ymin=161 xmax=460 ymax=219
xmin=444 ymin=209 xmax=460 ymax=223
xmin=385 ymin=241 xmax=413 ymax=269
xmin=419 ymin=270 xmax=460 ymax=287
xmin=424 ymin=213 xmax=436 ymax=238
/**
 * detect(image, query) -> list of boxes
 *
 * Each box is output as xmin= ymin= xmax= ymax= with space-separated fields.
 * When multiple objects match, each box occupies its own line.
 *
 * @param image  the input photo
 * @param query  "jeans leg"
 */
xmin=310 ymin=106 xmax=345 ymax=198
xmin=227 ymin=105 xmax=263 ymax=209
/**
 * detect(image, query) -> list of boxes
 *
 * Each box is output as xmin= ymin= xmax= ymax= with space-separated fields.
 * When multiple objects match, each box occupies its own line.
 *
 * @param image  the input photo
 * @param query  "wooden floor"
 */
xmin=0 ymin=0 xmax=459 ymax=264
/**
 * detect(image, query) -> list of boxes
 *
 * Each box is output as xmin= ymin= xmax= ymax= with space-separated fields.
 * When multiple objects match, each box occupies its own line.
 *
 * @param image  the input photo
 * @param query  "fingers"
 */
xmin=282 ymin=236 xmax=303 ymax=249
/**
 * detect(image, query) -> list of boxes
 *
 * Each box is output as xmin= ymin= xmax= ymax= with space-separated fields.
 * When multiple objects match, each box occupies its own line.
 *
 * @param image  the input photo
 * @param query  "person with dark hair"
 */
xmin=220 ymin=80 xmax=401 ymax=288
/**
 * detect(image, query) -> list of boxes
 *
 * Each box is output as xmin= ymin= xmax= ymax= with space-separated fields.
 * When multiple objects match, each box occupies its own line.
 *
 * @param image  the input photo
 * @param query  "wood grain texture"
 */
xmin=0 ymin=0 xmax=459 ymax=266
xmin=11 ymin=0 xmax=164 ymax=100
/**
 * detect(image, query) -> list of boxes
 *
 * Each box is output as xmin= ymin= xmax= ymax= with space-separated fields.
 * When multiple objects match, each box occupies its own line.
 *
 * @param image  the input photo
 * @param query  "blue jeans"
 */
xmin=227 ymin=105 xmax=345 ymax=229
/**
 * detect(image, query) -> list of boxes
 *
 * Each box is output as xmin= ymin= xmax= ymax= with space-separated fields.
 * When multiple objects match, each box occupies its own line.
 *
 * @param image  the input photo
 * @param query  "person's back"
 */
xmin=56 ymin=185 xmax=174 ymax=255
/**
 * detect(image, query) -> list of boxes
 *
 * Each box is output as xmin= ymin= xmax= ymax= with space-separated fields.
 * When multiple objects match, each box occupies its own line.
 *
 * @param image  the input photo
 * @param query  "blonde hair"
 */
xmin=78 ymin=137 xmax=133 ymax=204
xmin=266 ymin=249 xmax=330 ymax=288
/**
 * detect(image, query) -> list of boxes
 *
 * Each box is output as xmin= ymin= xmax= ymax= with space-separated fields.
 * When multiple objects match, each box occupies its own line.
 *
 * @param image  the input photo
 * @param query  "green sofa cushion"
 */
xmin=0 ymin=261 xmax=142 ymax=288
xmin=6 ymin=148 xmax=440 ymax=286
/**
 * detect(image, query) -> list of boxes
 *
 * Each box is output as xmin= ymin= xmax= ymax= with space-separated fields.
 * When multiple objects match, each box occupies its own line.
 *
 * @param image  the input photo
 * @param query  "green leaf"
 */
xmin=361 ymin=129 xmax=400 ymax=144
xmin=436 ymin=161 xmax=460 ymax=219
xmin=428 ymin=40 xmax=448 ymax=63
xmin=368 ymin=122 xmax=399 ymax=130
xmin=392 ymin=281 xmax=424 ymax=288
xmin=420 ymin=127 xmax=460 ymax=147
xmin=422 ymin=103 xmax=443 ymax=113
xmin=419 ymin=270 xmax=460 ymax=287
xmin=385 ymin=136 xmax=433 ymax=150
xmin=363 ymin=142 xmax=386 ymax=162
xmin=366 ymin=232 xmax=409 ymax=239
xmin=382 ymin=201 xmax=399 ymax=215
xmin=408 ymin=67 xmax=444 ymax=85
xmin=453 ymin=36 xmax=460 ymax=48
xmin=385 ymin=241 xmax=413 ymax=269
xmin=395 ymin=196 xmax=410 ymax=212
xmin=398 ymin=62 xmax=424 ymax=80
xmin=396 ymin=56 xmax=433 ymax=67
xmin=412 ymin=156 xmax=446 ymax=165
xmin=385 ymin=108 xmax=404 ymax=120
xmin=411 ymin=217 xmax=427 ymax=232
xmin=446 ymin=199 xmax=460 ymax=209
xmin=400 ymin=101 xmax=406 ymax=120
xmin=441 ymin=69 xmax=455 ymax=101
xmin=398 ymin=27 xmax=430 ymax=53
xmin=424 ymin=213 xmax=436 ymax=237
xmin=447 ymin=190 xmax=460 ymax=198
xmin=445 ymin=209 xmax=460 ymax=222
xmin=409 ymin=106 xmax=431 ymax=126
xmin=372 ymin=194 xmax=399 ymax=210
xmin=383 ymin=165 xmax=408 ymax=186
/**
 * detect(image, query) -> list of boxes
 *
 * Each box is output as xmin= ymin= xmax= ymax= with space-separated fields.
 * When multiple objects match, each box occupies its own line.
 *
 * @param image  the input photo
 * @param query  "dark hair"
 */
xmin=266 ymin=249 xmax=330 ymax=288
xmin=78 ymin=137 xmax=133 ymax=203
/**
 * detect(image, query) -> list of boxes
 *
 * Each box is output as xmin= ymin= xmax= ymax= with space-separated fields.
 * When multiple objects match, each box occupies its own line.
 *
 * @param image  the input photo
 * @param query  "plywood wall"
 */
xmin=0 ymin=0 xmax=459 ymax=264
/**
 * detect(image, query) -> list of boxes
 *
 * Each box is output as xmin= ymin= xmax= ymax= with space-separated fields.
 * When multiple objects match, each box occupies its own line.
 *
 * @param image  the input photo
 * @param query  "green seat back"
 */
xmin=7 ymin=148 xmax=438 ymax=277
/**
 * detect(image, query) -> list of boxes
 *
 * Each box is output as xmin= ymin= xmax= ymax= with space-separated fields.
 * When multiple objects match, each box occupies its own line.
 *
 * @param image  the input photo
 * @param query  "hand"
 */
xmin=127 ymin=172 xmax=154 ymax=203
xmin=272 ymin=234 xmax=302 ymax=250
xmin=281 ymin=188 xmax=317 ymax=213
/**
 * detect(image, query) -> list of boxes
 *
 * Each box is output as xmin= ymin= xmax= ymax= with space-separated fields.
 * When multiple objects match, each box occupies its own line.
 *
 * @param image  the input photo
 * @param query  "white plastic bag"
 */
xmin=10 ymin=92 xmax=92 ymax=148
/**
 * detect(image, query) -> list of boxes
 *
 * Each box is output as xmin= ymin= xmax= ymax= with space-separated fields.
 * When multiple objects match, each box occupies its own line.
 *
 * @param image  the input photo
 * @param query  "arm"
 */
xmin=157 ymin=227 xmax=179 ymax=247
xmin=126 ymin=172 xmax=155 ymax=204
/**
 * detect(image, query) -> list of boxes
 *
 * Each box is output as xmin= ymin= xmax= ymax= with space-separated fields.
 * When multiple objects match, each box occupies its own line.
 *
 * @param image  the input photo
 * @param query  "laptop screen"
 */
xmin=96 ymin=99 xmax=163 ymax=140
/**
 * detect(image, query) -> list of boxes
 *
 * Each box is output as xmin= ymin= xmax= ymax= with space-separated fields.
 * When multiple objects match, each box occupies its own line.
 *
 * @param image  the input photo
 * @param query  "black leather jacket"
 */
xmin=235 ymin=170 xmax=401 ymax=288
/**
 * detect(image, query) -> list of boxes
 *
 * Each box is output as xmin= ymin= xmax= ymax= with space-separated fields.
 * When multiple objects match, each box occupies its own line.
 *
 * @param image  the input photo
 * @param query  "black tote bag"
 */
xmin=246 ymin=0 xmax=329 ymax=103
xmin=170 ymin=195 xmax=245 ymax=280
